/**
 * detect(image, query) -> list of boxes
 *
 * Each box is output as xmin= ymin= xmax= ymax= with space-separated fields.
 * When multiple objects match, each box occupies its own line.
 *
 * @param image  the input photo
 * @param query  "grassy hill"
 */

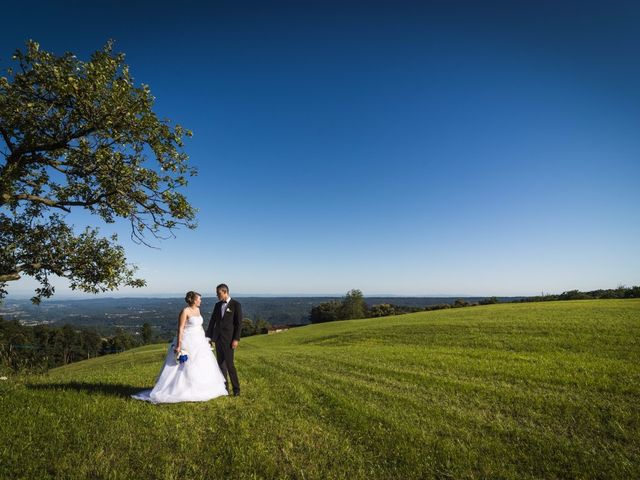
xmin=1 ymin=299 xmax=638 ymax=479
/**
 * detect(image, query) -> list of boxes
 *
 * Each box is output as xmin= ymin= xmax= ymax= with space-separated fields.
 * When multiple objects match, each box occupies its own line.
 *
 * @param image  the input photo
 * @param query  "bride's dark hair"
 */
xmin=185 ymin=291 xmax=201 ymax=306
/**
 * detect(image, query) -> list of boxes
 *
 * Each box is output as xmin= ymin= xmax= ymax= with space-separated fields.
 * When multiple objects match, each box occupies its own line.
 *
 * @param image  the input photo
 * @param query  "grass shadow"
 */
xmin=27 ymin=381 xmax=148 ymax=397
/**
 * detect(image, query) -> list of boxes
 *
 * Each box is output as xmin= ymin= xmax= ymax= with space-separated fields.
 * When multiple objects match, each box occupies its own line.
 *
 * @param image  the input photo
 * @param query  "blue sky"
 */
xmin=2 ymin=1 xmax=639 ymax=297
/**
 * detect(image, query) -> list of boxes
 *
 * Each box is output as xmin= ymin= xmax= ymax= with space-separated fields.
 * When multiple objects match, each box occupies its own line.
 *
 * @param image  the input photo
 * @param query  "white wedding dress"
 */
xmin=131 ymin=315 xmax=228 ymax=403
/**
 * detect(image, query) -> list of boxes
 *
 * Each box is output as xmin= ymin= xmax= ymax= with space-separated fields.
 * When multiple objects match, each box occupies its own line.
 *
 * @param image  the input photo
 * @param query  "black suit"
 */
xmin=206 ymin=298 xmax=242 ymax=394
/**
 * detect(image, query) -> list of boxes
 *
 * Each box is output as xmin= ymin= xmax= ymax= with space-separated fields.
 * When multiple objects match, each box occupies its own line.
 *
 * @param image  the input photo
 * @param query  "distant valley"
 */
xmin=0 ymin=295 xmax=521 ymax=336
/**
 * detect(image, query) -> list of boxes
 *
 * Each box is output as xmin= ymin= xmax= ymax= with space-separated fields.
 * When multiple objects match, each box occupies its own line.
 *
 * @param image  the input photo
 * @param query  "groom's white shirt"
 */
xmin=221 ymin=297 xmax=231 ymax=317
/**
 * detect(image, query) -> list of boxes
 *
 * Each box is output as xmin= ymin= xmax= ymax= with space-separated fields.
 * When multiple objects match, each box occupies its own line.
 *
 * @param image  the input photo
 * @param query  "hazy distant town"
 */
xmin=0 ymin=295 xmax=512 ymax=336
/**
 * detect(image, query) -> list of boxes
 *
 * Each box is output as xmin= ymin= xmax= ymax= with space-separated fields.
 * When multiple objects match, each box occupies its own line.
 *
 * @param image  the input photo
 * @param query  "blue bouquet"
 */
xmin=174 ymin=349 xmax=189 ymax=364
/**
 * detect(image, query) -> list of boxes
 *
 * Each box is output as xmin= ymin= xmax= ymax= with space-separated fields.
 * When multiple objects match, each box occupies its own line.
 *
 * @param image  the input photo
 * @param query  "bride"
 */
xmin=132 ymin=291 xmax=228 ymax=403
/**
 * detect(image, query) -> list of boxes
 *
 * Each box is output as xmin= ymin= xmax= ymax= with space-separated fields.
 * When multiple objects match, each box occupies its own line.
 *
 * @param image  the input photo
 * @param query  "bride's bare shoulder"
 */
xmin=180 ymin=307 xmax=200 ymax=318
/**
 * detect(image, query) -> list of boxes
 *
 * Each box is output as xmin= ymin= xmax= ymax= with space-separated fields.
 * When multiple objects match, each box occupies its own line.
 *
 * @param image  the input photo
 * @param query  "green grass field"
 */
xmin=1 ymin=299 xmax=639 ymax=479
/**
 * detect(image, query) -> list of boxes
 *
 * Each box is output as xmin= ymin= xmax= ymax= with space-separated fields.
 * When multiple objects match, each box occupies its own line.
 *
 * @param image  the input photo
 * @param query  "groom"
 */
xmin=206 ymin=283 xmax=242 ymax=396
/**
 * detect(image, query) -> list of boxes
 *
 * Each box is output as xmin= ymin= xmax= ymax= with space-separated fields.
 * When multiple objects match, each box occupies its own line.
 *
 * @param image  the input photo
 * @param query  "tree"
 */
xmin=0 ymin=40 xmax=196 ymax=303
xmin=80 ymin=328 xmax=102 ymax=359
xmin=255 ymin=318 xmax=272 ymax=334
xmin=369 ymin=303 xmax=396 ymax=317
xmin=240 ymin=317 xmax=272 ymax=337
xmin=559 ymin=290 xmax=591 ymax=300
xmin=240 ymin=318 xmax=255 ymax=337
xmin=140 ymin=322 xmax=153 ymax=344
xmin=109 ymin=327 xmax=134 ymax=352
xmin=340 ymin=289 xmax=367 ymax=320
xmin=479 ymin=296 xmax=499 ymax=305
xmin=309 ymin=300 xmax=341 ymax=324
xmin=310 ymin=290 xmax=368 ymax=323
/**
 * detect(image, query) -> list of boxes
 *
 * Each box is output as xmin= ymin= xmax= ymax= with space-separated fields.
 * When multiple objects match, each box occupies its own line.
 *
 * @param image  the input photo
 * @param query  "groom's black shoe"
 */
xmin=233 ymin=390 xmax=240 ymax=397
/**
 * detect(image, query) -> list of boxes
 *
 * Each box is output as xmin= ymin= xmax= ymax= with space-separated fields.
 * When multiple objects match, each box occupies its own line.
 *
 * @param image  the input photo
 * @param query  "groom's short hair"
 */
xmin=216 ymin=283 xmax=229 ymax=293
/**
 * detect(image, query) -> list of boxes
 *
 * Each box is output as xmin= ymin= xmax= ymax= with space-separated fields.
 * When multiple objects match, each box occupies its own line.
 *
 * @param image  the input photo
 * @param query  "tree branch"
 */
xmin=0 ymin=273 xmax=21 ymax=282
xmin=12 ymin=192 xmax=110 ymax=211
xmin=12 ymin=126 xmax=97 ymax=158
xmin=0 ymin=126 xmax=15 ymax=153
xmin=12 ymin=194 xmax=72 ymax=212
xmin=0 ymin=262 xmax=44 ymax=282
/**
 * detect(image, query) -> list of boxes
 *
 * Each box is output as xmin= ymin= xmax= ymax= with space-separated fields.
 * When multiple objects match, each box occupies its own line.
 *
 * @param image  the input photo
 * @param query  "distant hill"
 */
xmin=2 ymin=299 xmax=638 ymax=479
xmin=0 ymin=295 xmax=523 ymax=335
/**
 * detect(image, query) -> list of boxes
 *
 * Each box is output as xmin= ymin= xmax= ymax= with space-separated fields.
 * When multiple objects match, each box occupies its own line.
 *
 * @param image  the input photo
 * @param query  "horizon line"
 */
xmin=4 ymin=292 xmax=536 ymax=301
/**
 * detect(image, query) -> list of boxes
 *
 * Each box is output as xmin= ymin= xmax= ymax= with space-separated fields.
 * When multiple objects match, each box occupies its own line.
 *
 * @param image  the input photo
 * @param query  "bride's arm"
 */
xmin=174 ymin=309 xmax=188 ymax=353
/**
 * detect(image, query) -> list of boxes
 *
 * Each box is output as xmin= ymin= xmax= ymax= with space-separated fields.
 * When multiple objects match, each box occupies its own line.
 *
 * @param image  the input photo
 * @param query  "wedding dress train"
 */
xmin=131 ymin=315 xmax=228 ymax=403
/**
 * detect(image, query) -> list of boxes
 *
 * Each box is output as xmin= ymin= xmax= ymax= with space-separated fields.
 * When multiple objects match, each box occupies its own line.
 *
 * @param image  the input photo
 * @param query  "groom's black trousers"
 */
xmin=214 ymin=338 xmax=239 ymax=394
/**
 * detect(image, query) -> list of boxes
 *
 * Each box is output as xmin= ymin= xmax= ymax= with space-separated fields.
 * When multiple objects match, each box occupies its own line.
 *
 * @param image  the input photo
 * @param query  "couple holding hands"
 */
xmin=132 ymin=284 xmax=242 ymax=403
